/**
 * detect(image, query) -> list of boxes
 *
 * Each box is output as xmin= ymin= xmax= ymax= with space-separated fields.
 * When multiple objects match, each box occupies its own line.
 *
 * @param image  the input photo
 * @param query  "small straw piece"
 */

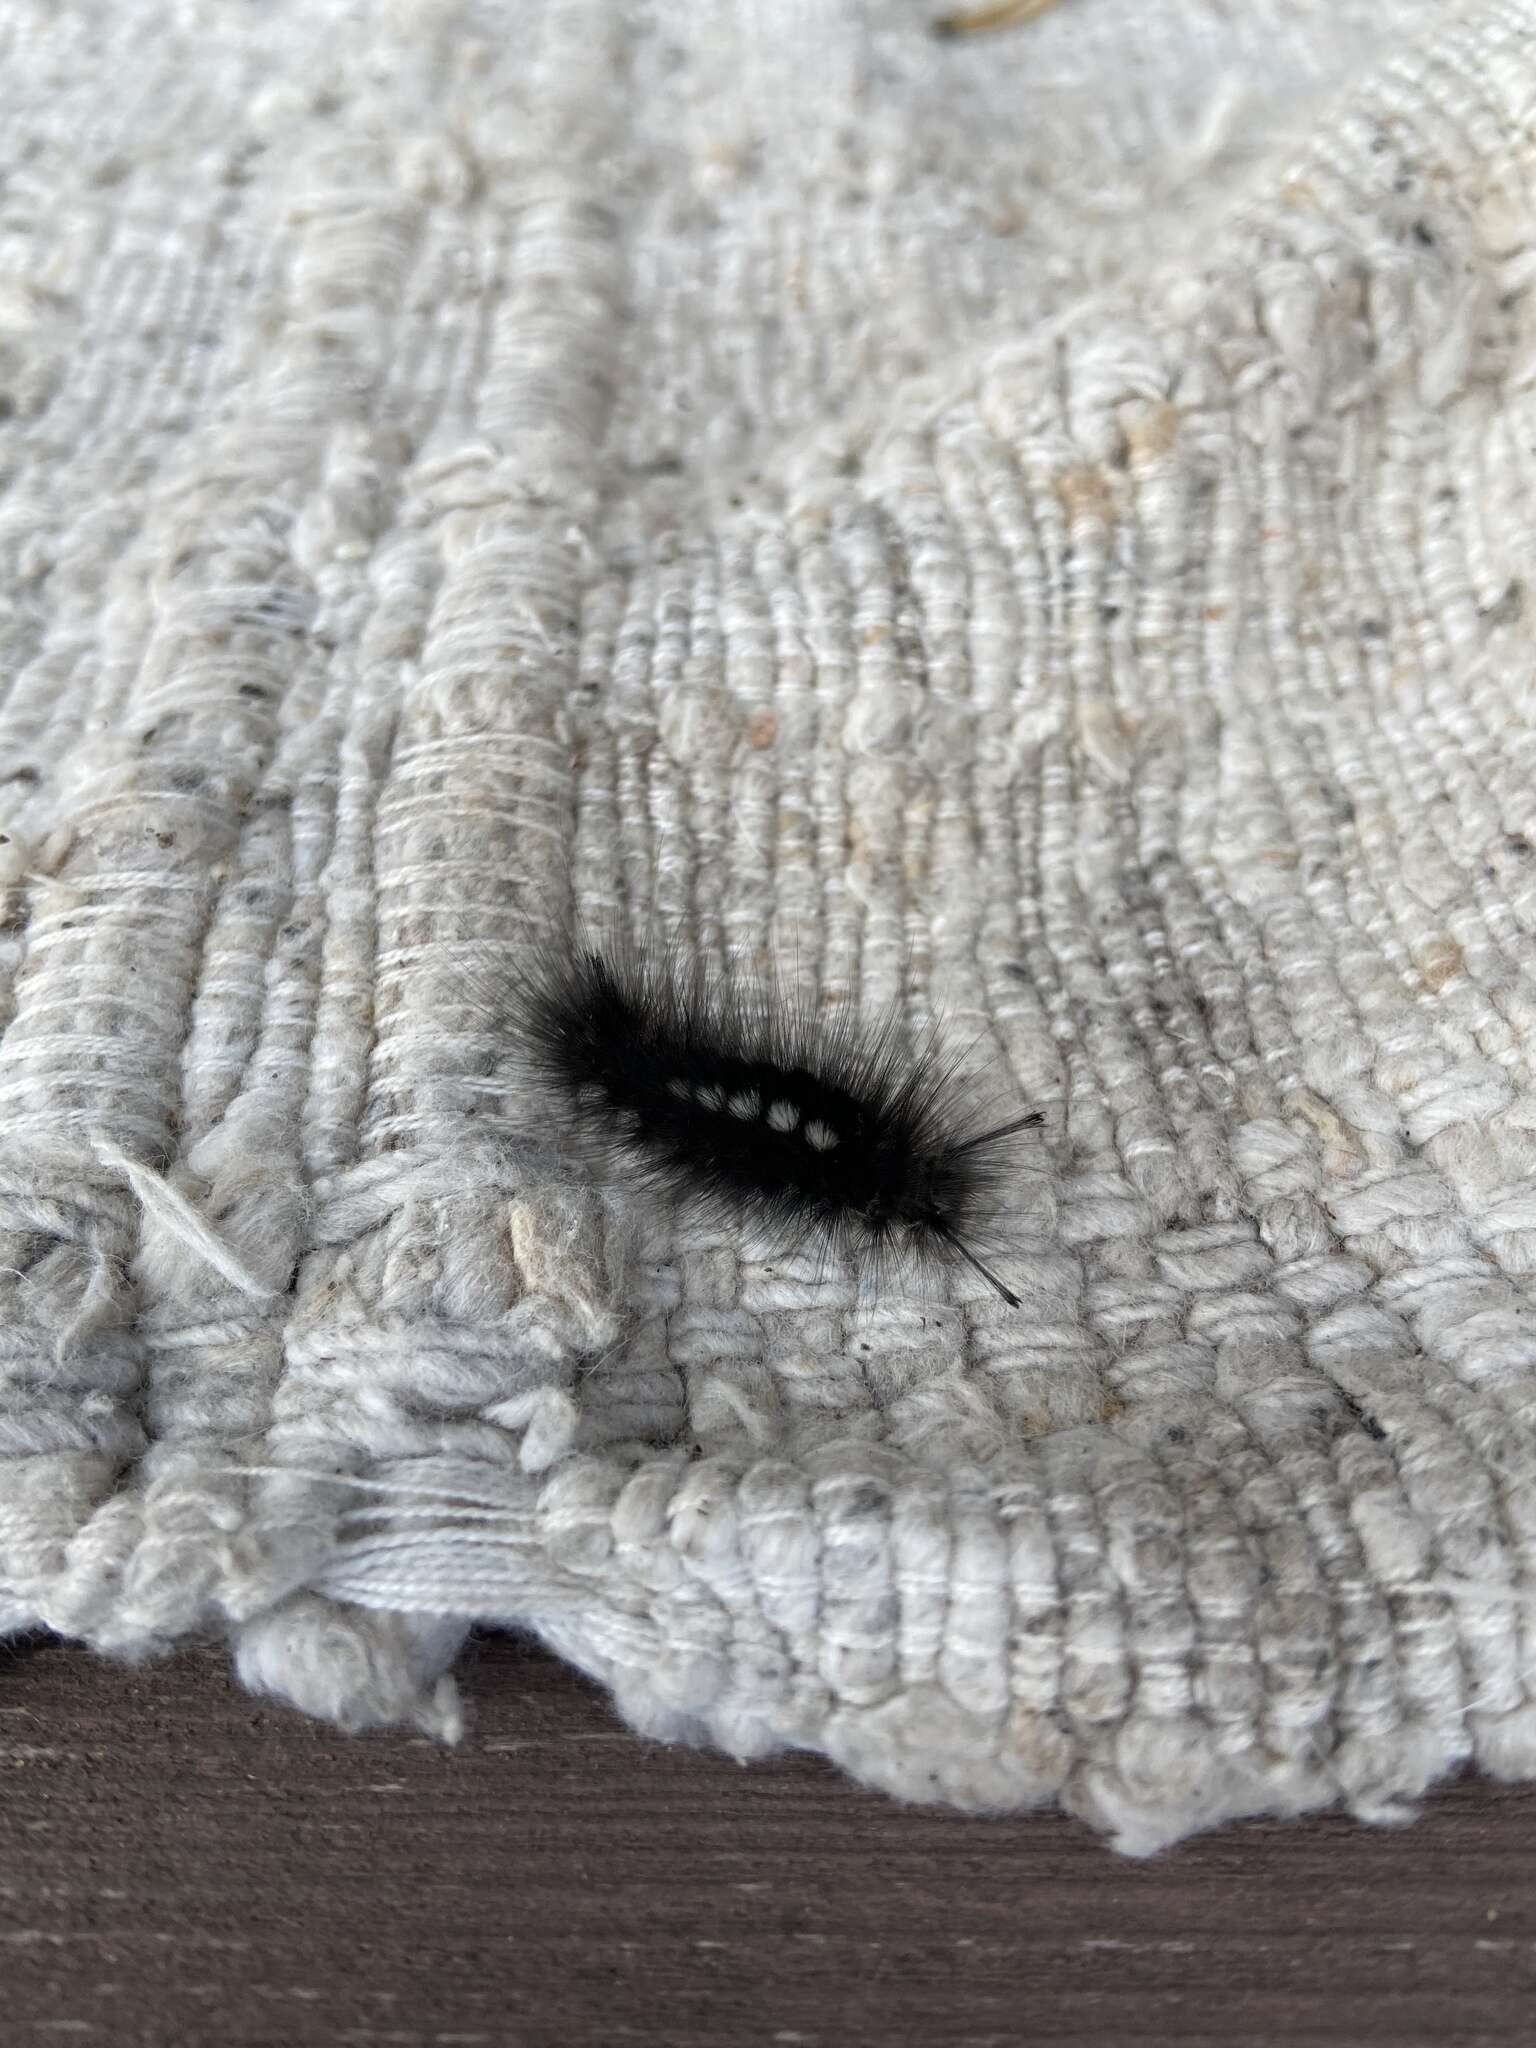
xmin=932 ymin=0 xmax=1065 ymax=37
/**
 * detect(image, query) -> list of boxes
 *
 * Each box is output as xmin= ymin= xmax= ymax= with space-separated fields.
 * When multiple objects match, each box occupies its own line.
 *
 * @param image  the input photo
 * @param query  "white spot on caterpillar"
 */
xmin=804 ymin=1120 xmax=839 ymax=1151
xmin=696 ymin=1083 xmax=727 ymax=1111
xmin=766 ymin=1100 xmax=799 ymax=1132
xmin=726 ymin=1090 xmax=760 ymax=1119
xmin=666 ymin=1077 xmax=692 ymax=1100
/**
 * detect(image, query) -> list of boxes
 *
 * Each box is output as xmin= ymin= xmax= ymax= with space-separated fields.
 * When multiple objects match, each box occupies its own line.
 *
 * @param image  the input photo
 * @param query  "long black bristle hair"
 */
xmin=502 ymin=929 xmax=1041 ymax=1306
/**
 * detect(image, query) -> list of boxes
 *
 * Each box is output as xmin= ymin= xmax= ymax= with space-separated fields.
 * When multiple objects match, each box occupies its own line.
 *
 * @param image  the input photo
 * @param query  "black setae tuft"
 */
xmin=506 ymin=933 xmax=1042 ymax=1306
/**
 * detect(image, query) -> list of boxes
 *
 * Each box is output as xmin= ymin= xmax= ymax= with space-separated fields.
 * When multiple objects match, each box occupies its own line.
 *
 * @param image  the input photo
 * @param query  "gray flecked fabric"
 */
xmin=4 ymin=0 xmax=1536 ymax=1852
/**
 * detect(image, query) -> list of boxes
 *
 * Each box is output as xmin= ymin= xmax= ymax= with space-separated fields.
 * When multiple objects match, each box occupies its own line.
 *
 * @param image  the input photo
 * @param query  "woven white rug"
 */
xmin=3 ymin=0 xmax=1536 ymax=1853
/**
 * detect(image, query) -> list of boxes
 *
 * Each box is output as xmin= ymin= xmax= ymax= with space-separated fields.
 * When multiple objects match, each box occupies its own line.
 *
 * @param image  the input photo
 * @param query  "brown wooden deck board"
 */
xmin=3 ymin=1630 xmax=1534 ymax=2046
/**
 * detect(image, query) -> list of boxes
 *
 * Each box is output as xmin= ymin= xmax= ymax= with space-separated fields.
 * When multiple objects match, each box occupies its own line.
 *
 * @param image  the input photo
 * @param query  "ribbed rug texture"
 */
xmin=4 ymin=0 xmax=1536 ymax=1852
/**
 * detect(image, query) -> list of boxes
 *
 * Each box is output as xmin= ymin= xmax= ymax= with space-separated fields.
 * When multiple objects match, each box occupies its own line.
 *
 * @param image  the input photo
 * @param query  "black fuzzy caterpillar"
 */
xmin=507 ymin=934 xmax=1041 ymax=1306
